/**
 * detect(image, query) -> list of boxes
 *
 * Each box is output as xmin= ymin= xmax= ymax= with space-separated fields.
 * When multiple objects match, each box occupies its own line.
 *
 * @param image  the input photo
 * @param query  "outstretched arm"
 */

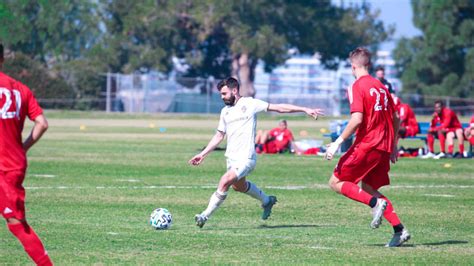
xmin=268 ymin=103 xmax=324 ymax=119
xmin=325 ymin=112 xmax=363 ymax=160
xmin=188 ymin=130 xmax=225 ymax=165
xmin=23 ymin=114 xmax=48 ymax=152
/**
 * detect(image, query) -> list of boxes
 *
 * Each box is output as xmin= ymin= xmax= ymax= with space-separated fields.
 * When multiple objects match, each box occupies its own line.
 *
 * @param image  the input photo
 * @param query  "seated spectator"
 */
xmin=422 ymin=100 xmax=465 ymax=159
xmin=256 ymin=120 xmax=294 ymax=154
xmin=394 ymin=96 xmax=419 ymax=138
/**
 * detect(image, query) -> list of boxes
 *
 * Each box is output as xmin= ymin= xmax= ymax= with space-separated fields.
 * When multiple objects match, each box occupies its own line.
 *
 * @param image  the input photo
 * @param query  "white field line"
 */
xmin=423 ymin=194 xmax=455 ymax=198
xmin=30 ymin=174 xmax=56 ymax=178
xmin=25 ymin=184 xmax=474 ymax=190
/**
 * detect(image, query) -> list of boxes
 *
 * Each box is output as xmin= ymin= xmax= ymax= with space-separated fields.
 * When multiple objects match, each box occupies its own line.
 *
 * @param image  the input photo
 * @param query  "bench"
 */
xmin=405 ymin=122 xmax=470 ymax=150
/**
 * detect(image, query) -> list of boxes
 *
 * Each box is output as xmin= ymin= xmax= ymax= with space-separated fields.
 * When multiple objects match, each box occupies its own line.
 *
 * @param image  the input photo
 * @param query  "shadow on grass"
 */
xmin=421 ymin=240 xmax=469 ymax=246
xmin=368 ymin=240 xmax=468 ymax=248
xmin=258 ymin=224 xmax=329 ymax=229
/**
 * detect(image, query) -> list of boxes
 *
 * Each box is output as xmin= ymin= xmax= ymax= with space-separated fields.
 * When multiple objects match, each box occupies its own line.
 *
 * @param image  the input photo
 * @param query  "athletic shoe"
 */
xmin=370 ymin=198 xmax=387 ymax=229
xmin=434 ymin=152 xmax=446 ymax=160
xmin=262 ymin=196 xmax=277 ymax=220
xmin=386 ymin=228 xmax=411 ymax=247
xmin=194 ymin=214 xmax=208 ymax=228
xmin=421 ymin=152 xmax=436 ymax=159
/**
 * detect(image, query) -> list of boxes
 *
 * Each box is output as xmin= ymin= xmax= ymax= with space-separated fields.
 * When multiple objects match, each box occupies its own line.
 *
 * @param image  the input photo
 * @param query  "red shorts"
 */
xmin=334 ymin=146 xmax=390 ymax=190
xmin=264 ymin=140 xmax=279 ymax=154
xmin=0 ymin=170 xmax=26 ymax=220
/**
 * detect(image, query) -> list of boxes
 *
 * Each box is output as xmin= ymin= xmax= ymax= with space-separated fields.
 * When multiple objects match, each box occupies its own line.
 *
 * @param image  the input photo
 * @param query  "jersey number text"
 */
xmin=0 ymin=88 xmax=21 ymax=119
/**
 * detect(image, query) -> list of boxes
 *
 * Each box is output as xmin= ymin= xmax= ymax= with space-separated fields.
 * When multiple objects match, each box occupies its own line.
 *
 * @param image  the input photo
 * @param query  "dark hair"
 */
xmin=375 ymin=65 xmax=385 ymax=72
xmin=217 ymin=77 xmax=239 ymax=91
xmin=434 ymin=100 xmax=444 ymax=107
xmin=349 ymin=47 xmax=371 ymax=68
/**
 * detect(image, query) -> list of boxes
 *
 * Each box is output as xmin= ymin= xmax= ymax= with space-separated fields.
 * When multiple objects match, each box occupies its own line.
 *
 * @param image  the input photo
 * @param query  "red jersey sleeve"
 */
xmin=349 ymin=83 xmax=363 ymax=113
xmin=19 ymin=83 xmax=43 ymax=121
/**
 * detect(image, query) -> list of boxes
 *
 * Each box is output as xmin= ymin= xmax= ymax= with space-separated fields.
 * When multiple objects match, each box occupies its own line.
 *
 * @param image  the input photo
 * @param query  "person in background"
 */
xmin=255 ymin=120 xmax=294 ymax=154
xmin=393 ymin=96 xmax=419 ymax=139
xmin=422 ymin=100 xmax=464 ymax=159
xmin=375 ymin=65 xmax=394 ymax=94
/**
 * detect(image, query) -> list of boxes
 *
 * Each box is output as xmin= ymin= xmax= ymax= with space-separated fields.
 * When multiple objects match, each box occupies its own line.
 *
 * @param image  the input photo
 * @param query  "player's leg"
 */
xmin=231 ymin=161 xmax=277 ymax=220
xmin=423 ymin=132 xmax=436 ymax=158
xmin=328 ymin=174 xmax=381 ymax=207
xmin=446 ymin=131 xmax=455 ymax=156
xmin=455 ymin=128 xmax=465 ymax=157
xmin=1 ymin=171 xmax=52 ymax=265
xmin=435 ymin=130 xmax=446 ymax=158
xmin=361 ymin=153 xmax=410 ymax=247
xmin=195 ymin=169 xmax=237 ymax=227
xmin=331 ymin=149 xmax=389 ymax=228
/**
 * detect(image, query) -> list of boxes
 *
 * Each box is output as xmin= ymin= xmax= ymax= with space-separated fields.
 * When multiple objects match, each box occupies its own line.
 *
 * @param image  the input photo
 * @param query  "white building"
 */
xmin=254 ymin=51 xmax=401 ymax=116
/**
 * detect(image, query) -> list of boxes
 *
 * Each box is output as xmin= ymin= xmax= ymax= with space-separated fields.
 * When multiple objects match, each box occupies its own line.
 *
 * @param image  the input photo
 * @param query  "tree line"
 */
xmin=1 ymin=1 xmax=470 ymax=110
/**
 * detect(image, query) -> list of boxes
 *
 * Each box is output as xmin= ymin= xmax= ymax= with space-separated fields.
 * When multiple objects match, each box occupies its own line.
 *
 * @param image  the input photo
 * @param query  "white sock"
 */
xmin=244 ymin=181 xmax=269 ymax=205
xmin=201 ymin=190 xmax=227 ymax=218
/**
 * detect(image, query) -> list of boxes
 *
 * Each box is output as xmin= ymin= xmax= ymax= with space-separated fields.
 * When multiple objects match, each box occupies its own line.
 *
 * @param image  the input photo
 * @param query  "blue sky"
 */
xmin=333 ymin=0 xmax=422 ymax=50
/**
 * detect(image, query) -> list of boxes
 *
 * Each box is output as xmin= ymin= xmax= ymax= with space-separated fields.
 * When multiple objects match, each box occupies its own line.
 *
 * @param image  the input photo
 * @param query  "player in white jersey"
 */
xmin=189 ymin=77 xmax=323 ymax=228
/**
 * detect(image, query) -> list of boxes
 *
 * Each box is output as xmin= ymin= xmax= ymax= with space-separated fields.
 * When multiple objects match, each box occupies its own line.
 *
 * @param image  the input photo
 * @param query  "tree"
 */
xmin=171 ymin=0 xmax=392 ymax=96
xmin=393 ymin=0 xmax=474 ymax=98
xmin=1 ymin=0 xmax=101 ymax=64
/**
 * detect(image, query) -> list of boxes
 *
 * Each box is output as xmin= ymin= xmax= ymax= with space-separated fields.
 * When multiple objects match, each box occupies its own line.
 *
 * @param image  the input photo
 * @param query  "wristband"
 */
xmin=334 ymin=136 xmax=344 ymax=145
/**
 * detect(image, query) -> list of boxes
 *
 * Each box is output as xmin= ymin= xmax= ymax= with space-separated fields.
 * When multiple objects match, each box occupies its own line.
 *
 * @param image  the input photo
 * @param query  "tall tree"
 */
xmin=173 ymin=0 xmax=392 ymax=96
xmin=2 ymin=0 xmax=100 ymax=64
xmin=393 ymin=0 xmax=474 ymax=98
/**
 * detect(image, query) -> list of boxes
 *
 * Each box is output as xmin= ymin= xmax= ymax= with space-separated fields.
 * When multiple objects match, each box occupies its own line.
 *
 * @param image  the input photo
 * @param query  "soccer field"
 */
xmin=1 ymin=112 xmax=473 ymax=264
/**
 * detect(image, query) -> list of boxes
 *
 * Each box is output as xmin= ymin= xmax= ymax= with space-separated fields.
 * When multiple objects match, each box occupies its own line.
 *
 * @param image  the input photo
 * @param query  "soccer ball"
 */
xmin=150 ymin=208 xmax=173 ymax=230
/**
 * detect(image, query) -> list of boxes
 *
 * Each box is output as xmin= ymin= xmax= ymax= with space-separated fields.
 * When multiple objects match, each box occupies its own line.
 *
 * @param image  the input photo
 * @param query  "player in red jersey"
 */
xmin=393 ymin=97 xmax=419 ymax=138
xmin=255 ymin=120 xmax=294 ymax=154
xmin=423 ymin=100 xmax=464 ymax=159
xmin=325 ymin=47 xmax=410 ymax=247
xmin=0 ymin=44 xmax=53 ymax=265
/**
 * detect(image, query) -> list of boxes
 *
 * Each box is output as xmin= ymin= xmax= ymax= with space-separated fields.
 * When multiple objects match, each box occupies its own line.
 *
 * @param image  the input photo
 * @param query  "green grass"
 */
xmin=1 ymin=112 xmax=473 ymax=264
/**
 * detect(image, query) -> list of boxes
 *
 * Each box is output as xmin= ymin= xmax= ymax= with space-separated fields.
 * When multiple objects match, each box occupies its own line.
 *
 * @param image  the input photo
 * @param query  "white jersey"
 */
xmin=217 ymin=97 xmax=269 ymax=161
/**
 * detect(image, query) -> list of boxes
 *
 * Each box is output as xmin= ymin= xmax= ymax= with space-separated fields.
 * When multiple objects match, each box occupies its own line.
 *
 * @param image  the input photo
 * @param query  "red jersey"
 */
xmin=0 ymin=72 xmax=43 ymax=171
xmin=348 ymin=75 xmax=395 ymax=153
xmin=431 ymin=107 xmax=462 ymax=130
xmin=268 ymin=128 xmax=294 ymax=151
xmin=470 ymin=115 xmax=474 ymax=127
xmin=398 ymin=103 xmax=419 ymax=133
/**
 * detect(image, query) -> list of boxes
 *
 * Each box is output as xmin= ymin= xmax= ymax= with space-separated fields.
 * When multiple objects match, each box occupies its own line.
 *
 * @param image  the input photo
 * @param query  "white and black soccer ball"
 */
xmin=150 ymin=208 xmax=173 ymax=230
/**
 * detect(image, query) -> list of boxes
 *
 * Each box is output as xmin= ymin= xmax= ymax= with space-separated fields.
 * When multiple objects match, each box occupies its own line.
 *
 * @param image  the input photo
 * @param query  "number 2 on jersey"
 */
xmin=0 ymin=88 xmax=21 ymax=119
xmin=369 ymin=88 xmax=388 ymax=111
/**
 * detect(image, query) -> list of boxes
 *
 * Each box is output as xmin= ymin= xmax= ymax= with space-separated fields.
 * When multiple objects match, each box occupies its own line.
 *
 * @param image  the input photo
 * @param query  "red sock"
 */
xmin=448 ymin=145 xmax=454 ymax=154
xmin=438 ymin=132 xmax=446 ymax=152
xmin=379 ymin=195 xmax=401 ymax=226
xmin=459 ymin=144 xmax=464 ymax=154
xmin=341 ymin=182 xmax=373 ymax=206
xmin=7 ymin=223 xmax=53 ymax=266
xmin=427 ymin=134 xmax=435 ymax=153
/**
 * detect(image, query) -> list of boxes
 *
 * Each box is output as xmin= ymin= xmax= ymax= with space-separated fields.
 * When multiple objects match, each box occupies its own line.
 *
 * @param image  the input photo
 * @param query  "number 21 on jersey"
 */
xmin=370 ymin=88 xmax=388 ymax=111
xmin=0 ymin=88 xmax=21 ymax=119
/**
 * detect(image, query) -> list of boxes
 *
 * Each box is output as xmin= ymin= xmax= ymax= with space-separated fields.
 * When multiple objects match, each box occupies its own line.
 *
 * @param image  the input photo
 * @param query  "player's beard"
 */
xmin=223 ymin=94 xmax=236 ymax=106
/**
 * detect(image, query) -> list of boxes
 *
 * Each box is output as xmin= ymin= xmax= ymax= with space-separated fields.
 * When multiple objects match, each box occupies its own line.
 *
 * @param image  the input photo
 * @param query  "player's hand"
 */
xmin=390 ymin=149 xmax=398 ymax=164
xmin=325 ymin=142 xmax=340 ymax=160
xmin=305 ymin=108 xmax=325 ymax=120
xmin=188 ymin=154 xmax=205 ymax=166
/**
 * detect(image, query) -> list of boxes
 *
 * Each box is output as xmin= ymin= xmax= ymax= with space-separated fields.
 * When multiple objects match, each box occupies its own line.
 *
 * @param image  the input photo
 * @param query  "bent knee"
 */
xmin=232 ymin=184 xmax=247 ymax=192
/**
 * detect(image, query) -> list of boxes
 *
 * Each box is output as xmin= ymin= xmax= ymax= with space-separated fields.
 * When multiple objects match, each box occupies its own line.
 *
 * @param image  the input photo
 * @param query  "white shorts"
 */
xmin=226 ymin=158 xmax=256 ymax=180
